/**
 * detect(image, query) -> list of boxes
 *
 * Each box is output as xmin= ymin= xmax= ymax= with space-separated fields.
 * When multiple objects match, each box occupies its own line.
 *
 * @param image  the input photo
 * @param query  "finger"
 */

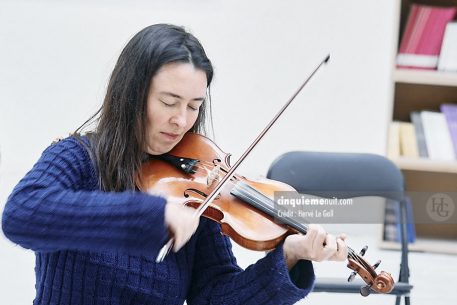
xmin=325 ymin=234 xmax=337 ymax=250
xmin=307 ymin=225 xmax=326 ymax=261
xmin=304 ymin=224 xmax=318 ymax=242
xmin=313 ymin=225 xmax=327 ymax=249
xmin=175 ymin=224 xmax=189 ymax=252
xmin=172 ymin=236 xmax=182 ymax=252
xmin=323 ymin=233 xmax=337 ymax=260
xmin=335 ymin=237 xmax=348 ymax=261
xmin=174 ymin=219 xmax=199 ymax=253
xmin=337 ymin=233 xmax=347 ymax=241
xmin=186 ymin=219 xmax=198 ymax=240
xmin=173 ymin=238 xmax=187 ymax=252
xmin=192 ymin=217 xmax=200 ymax=233
xmin=329 ymin=236 xmax=347 ymax=261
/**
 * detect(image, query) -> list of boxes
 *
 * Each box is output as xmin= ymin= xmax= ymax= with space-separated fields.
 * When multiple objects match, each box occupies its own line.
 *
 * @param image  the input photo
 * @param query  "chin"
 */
xmin=147 ymin=138 xmax=181 ymax=155
xmin=146 ymin=146 xmax=167 ymax=156
xmin=159 ymin=143 xmax=178 ymax=155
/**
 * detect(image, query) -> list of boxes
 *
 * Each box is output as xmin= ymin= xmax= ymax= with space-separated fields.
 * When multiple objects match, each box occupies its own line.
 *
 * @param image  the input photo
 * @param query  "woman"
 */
xmin=2 ymin=24 xmax=347 ymax=305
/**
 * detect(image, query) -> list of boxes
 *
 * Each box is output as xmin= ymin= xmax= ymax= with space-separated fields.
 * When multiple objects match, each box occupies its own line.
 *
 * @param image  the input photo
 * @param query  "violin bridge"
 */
xmin=207 ymin=165 xmax=221 ymax=187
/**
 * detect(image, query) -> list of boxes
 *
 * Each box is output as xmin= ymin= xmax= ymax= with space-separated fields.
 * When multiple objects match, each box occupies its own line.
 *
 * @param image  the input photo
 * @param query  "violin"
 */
xmin=136 ymin=55 xmax=395 ymax=296
xmin=137 ymin=132 xmax=394 ymax=296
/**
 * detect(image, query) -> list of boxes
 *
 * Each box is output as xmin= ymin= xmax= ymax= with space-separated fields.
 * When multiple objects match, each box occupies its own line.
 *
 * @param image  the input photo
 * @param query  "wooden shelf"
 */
xmin=391 ymin=157 xmax=457 ymax=173
xmin=389 ymin=157 xmax=457 ymax=192
xmin=393 ymin=68 xmax=457 ymax=86
xmin=380 ymin=237 xmax=457 ymax=255
xmin=392 ymin=81 xmax=457 ymax=121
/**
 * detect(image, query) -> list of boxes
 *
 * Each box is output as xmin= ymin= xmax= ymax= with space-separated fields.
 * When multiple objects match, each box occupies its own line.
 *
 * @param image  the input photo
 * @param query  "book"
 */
xmin=403 ymin=197 xmax=416 ymax=244
xmin=410 ymin=111 xmax=429 ymax=158
xmin=421 ymin=111 xmax=455 ymax=160
xmin=384 ymin=199 xmax=399 ymax=242
xmin=440 ymin=103 xmax=457 ymax=158
xmin=399 ymin=122 xmax=419 ymax=157
xmin=397 ymin=4 xmax=457 ymax=69
xmin=383 ymin=198 xmax=415 ymax=244
xmin=387 ymin=121 xmax=401 ymax=159
xmin=438 ymin=22 xmax=457 ymax=72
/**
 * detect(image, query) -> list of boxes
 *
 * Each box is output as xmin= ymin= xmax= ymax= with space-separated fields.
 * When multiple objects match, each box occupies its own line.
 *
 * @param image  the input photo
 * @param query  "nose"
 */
xmin=170 ymin=106 xmax=187 ymax=128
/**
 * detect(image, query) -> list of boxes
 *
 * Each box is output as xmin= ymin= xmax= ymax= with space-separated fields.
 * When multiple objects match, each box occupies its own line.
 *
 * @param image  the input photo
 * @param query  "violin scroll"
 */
xmin=347 ymin=246 xmax=394 ymax=296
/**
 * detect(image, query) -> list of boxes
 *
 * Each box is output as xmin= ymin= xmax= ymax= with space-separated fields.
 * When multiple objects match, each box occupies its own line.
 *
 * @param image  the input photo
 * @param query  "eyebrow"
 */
xmin=159 ymin=91 xmax=206 ymax=102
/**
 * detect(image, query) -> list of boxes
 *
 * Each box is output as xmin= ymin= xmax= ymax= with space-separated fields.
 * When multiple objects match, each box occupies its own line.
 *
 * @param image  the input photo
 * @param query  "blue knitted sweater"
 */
xmin=2 ymin=136 xmax=315 ymax=305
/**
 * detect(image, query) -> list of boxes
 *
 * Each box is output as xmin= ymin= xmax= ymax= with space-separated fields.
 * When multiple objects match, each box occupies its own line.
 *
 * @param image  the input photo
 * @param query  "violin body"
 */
xmin=137 ymin=132 xmax=298 ymax=251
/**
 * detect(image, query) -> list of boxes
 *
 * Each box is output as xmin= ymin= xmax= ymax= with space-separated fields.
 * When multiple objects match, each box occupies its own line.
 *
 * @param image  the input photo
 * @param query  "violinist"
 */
xmin=2 ymin=24 xmax=348 ymax=305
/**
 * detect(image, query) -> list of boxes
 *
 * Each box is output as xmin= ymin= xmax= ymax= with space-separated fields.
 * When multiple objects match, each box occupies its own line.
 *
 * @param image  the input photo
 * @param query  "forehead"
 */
xmin=150 ymin=62 xmax=207 ymax=97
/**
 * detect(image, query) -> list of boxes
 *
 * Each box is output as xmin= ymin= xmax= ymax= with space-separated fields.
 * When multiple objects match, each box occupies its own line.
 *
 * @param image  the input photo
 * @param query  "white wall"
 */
xmin=0 ymin=0 xmax=397 ymax=303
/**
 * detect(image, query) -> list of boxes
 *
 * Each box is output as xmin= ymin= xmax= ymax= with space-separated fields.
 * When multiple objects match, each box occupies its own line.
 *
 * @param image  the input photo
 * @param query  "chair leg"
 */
xmin=395 ymin=199 xmax=411 ymax=305
xmin=399 ymin=199 xmax=410 ymax=282
xmin=395 ymin=295 xmax=411 ymax=305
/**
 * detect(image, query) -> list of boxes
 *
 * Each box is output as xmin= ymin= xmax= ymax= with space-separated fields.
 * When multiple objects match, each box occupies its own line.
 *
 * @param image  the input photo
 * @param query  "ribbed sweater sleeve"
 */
xmin=1 ymin=137 xmax=168 ymax=257
xmin=186 ymin=219 xmax=315 ymax=305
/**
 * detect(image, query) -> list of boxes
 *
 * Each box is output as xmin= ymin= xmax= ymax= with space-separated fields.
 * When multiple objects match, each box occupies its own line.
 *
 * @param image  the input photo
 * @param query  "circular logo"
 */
xmin=426 ymin=193 xmax=455 ymax=222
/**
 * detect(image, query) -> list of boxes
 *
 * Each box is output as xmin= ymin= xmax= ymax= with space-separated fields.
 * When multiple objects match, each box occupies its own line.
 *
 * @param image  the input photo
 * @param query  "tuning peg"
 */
xmin=360 ymin=285 xmax=371 ymax=297
xmin=372 ymin=260 xmax=381 ymax=270
xmin=347 ymin=271 xmax=357 ymax=282
xmin=359 ymin=245 xmax=368 ymax=256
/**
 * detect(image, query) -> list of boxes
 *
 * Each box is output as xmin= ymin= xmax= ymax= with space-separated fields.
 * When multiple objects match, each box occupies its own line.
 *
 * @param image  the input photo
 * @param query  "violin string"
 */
xmin=193 ymin=162 xmax=352 ymax=246
xmin=191 ymin=163 xmax=313 ymax=239
xmin=348 ymin=248 xmax=374 ymax=273
xmin=347 ymin=247 xmax=364 ymax=264
xmin=188 ymin=162 xmax=375 ymax=270
xmin=185 ymin=162 xmax=237 ymax=186
xmin=189 ymin=162 xmax=240 ymax=186
xmin=190 ymin=163 xmax=238 ymax=185
xmin=347 ymin=248 xmax=370 ymax=273
xmin=192 ymin=161 xmax=232 ymax=178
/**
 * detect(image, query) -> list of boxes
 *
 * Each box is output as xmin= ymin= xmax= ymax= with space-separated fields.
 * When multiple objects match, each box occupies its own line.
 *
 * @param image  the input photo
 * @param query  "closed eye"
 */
xmin=160 ymin=100 xmax=174 ymax=107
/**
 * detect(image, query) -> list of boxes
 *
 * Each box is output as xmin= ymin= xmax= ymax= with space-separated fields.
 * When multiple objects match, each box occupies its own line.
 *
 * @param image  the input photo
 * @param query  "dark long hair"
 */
xmin=75 ymin=24 xmax=214 ymax=191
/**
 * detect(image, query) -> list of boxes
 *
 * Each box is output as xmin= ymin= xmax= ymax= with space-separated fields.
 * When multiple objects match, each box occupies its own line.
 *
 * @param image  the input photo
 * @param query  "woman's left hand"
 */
xmin=282 ymin=224 xmax=348 ymax=270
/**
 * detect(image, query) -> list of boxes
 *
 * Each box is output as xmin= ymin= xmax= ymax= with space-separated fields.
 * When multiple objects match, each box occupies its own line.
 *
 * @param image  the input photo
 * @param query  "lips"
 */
xmin=161 ymin=132 xmax=180 ymax=141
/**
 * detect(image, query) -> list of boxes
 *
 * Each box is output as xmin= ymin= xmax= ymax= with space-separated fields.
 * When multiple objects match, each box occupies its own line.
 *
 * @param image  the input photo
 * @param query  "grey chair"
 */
xmin=267 ymin=151 xmax=412 ymax=305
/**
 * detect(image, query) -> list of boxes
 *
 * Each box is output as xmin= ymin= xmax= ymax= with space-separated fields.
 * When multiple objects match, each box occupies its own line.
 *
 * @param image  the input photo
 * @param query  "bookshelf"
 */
xmin=393 ymin=68 xmax=457 ymax=86
xmin=382 ymin=0 xmax=457 ymax=254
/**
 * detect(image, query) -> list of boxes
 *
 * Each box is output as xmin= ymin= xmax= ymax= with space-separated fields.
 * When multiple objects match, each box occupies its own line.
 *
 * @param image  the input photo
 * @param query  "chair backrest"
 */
xmin=267 ymin=152 xmax=412 ymax=301
xmin=267 ymin=151 xmax=404 ymax=201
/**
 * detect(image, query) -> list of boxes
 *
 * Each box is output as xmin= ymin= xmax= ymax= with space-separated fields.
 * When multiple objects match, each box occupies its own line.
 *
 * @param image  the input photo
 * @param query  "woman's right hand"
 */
xmin=164 ymin=199 xmax=200 ymax=252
